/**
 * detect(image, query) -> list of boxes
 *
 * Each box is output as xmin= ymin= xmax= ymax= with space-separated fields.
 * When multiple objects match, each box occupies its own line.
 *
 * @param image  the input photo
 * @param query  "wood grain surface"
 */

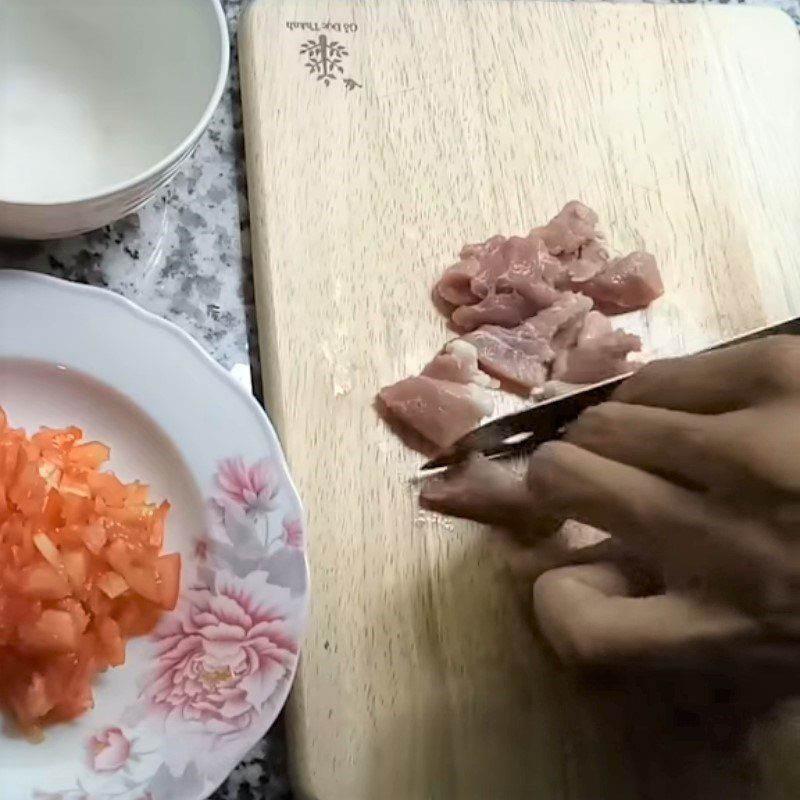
xmin=239 ymin=2 xmax=800 ymax=798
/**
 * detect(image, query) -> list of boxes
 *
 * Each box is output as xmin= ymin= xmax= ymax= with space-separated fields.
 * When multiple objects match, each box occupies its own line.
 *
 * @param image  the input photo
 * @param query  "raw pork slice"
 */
xmin=434 ymin=203 xmax=610 ymax=328
xmin=530 ymin=201 xmax=599 ymax=255
xmin=578 ymin=251 xmax=664 ymax=313
xmin=435 ymin=235 xmax=508 ymax=306
xmin=551 ymin=310 xmax=641 ymax=383
xmin=435 ymin=257 xmax=483 ymax=306
xmin=377 ymin=341 xmax=494 ymax=452
xmin=558 ymin=239 xmax=611 ymax=285
xmin=463 ymin=292 xmax=593 ymax=393
xmin=494 ymin=237 xmax=563 ymax=302
xmin=421 ymin=339 xmax=499 ymax=387
xmin=379 ymin=201 xmax=664 ymax=456
xmin=451 ymin=290 xmax=544 ymax=332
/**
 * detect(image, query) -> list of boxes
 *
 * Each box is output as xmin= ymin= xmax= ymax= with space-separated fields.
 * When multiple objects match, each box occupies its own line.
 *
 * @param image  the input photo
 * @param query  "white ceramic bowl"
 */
xmin=0 ymin=0 xmax=229 ymax=240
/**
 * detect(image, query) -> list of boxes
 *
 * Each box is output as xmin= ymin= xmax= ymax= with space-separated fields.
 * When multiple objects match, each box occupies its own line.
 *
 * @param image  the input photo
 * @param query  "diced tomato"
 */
xmin=150 ymin=501 xmax=170 ymax=549
xmin=17 ymin=609 xmax=80 ymax=654
xmin=81 ymin=523 xmax=107 ymax=554
xmin=156 ymin=553 xmax=181 ymax=611
xmin=14 ymin=673 xmax=53 ymax=723
xmin=124 ymin=482 xmax=149 ymax=504
xmin=0 ymin=406 xmax=179 ymax=734
xmin=16 ymin=564 xmax=71 ymax=600
xmin=58 ymin=470 xmax=91 ymax=499
xmin=86 ymin=471 xmax=126 ymax=508
xmin=60 ymin=492 xmax=92 ymax=524
xmin=61 ymin=548 xmax=89 ymax=594
xmin=32 ymin=532 xmax=61 ymax=569
xmin=86 ymin=584 xmax=112 ymax=619
xmin=68 ymin=442 xmax=110 ymax=470
xmin=97 ymin=617 xmax=125 ymax=667
xmin=96 ymin=571 xmax=129 ymax=599
xmin=40 ymin=488 xmax=63 ymax=527
xmin=114 ymin=596 xmax=163 ymax=638
xmin=56 ymin=598 xmax=90 ymax=634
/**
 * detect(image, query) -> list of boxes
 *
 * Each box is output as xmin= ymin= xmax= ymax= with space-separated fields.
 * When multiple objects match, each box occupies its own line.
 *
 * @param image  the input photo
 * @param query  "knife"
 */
xmin=420 ymin=314 xmax=800 ymax=473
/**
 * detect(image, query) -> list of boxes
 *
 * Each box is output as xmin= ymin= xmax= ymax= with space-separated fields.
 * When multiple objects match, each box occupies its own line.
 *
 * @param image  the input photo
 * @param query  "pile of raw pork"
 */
xmin=377 ymin=202 xmax=664 ymax=453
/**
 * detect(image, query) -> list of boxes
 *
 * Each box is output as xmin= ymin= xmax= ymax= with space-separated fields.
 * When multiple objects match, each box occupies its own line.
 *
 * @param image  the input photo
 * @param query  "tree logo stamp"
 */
xmin=286 ymin=21 xmax=363 ymax=92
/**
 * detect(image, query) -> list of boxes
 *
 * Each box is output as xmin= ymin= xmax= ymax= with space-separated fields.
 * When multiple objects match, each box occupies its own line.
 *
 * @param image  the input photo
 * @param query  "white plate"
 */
xmin=0 ymin=271 xmax=309 ymax=800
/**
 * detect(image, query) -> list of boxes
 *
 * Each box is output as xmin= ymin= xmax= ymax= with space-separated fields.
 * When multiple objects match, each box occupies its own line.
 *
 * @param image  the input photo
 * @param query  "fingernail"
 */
xmin=420 ymin=476 xmax=444 ymax=500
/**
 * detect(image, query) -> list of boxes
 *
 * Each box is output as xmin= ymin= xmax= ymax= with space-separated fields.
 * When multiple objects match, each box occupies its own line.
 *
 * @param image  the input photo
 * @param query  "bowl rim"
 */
xmin=0 ymin=0 xmax=230 ymax=208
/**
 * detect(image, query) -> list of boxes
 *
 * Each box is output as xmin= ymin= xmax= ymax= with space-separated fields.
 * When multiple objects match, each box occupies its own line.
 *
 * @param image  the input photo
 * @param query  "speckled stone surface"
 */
xmin=0 ymin=0 xmax=797 ymax=797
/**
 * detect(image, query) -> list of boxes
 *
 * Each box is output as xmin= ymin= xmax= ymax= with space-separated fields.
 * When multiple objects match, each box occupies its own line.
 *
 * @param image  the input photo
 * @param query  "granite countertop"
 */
xmin=1 ymin=0 xmax=797 ymax=798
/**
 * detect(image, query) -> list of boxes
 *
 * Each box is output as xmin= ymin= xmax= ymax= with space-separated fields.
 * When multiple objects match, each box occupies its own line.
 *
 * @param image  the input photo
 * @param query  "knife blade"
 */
xmin=420 ymin=314 xmax=800 ymax=473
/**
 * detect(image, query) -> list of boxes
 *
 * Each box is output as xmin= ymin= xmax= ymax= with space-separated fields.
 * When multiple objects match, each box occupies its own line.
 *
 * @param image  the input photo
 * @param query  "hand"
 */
xmin=421 ymin=336 xmax=800 ymax=672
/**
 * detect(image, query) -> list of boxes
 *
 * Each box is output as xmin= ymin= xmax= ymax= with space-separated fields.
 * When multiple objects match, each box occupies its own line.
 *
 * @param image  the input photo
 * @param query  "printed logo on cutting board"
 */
xmin=286 ymin=20 xmax=362 ymax=91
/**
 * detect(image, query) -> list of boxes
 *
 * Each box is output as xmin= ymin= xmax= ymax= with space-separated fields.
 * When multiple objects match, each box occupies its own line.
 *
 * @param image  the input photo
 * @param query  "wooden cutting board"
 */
xmin=239 ymin=2 xmax=800 ymax=798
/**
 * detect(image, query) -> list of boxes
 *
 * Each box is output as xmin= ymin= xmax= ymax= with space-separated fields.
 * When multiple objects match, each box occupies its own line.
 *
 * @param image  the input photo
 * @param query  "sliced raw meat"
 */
xmin=378 ymin=341 xmax=495 ymax=452
xmin=558 ymin=239 xmax=611 ymax=285
xmin=377 ymin=376 xmax=492 ymax=450
xmin=468 ymin=237 xmax=513 ymax=299
xmin=380 ymin=201 xmax=663 ymax=455
xmin=551 ymin=311 xmax=641 ymax=383
xmin=464 ymin=292 xmax=592 ymax=393
xmin=451 ymin=291 xmax=544 ymax=332
xmin=422 ymin=339 xmax=499 ymax=387
xmin=494 ymin=237 xmax=563 ymax=301
xmin=462 ymin=326 xmax=552 ymax=392
xmin=578 ymin=251 xmax=663 ymax=314
xmin=528 ymin=291 xmax=593 ymax=339
xmin=435 ymin=235 xmax=510 ymax=307
xmin=552 ymin=331 xmax=641 ymax=383
xmin=460 ymin=234 xmax=507 ymax=262
xmin=530 ymin=201 xmax=599 ymax=255
xmin=435 ymin=257 xmax=483 ymax=306
xmin=438 ymin=233 xmax=563 ymax=317
xmin=577 ymin=310 xmax=613 ymax=344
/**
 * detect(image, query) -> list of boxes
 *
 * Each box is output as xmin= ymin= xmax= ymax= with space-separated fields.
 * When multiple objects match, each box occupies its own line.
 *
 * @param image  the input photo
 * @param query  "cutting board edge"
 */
xmin=239 ymin=14 xmax=328 ymax=800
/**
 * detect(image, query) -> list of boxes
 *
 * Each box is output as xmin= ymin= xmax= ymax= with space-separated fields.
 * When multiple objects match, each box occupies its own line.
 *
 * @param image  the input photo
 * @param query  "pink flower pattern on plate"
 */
xmin=89 ymin=726 xmax=132 ymax=773
xmin=216 ymin=457 xmax=279 ymax=513
xmin=283 ymin=518 xmax=304 ymax=549
xmin=33 ymin=455 xmax=308 ymax=800
xmin=139 ymin=571 xmax=299 ymax=737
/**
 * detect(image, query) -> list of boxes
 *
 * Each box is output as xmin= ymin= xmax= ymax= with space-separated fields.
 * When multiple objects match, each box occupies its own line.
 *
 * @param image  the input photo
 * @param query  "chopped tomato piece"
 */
xmin=97 ymin=617 xmax=125 ymax=667
xmin=61 ymin=548 xmax=89 ymax=594
xmin=18 ymin=609 xmax=80 ymax=654
xmin=0 ymin=407 xmax=179 ymax=734
xmin=114 ymin=596 xmax=163 ymax=638
xmin=156 ymin=553 xmax=181 ymax=611
xmin=96 ymin=571 xmax=129 ymax=599
xmin=16 ymin=564 xmax=71 ymax=600
xmin=68 ymin=442 xmax=110 ymax=470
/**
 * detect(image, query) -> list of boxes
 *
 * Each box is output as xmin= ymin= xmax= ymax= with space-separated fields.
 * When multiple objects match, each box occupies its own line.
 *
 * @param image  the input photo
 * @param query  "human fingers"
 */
xmin=564 ymin=402 xmax=717 ymax=487
xmin=532 ymin=563 xmax=759 ymax=666
xmin=525 ymin=441 xmax=703 ymax=558
xmin=420 ymin=455 xmax=560 ymax=538
xmin=613 ymin=336 xmax=800 ymax=413
xmin=568 ymin=401 xmax=800 ymax=498
xmin=525 ymin=442 xmax=789 ymax=603
xmin=488 ymin=530 xmax=625 ymax=581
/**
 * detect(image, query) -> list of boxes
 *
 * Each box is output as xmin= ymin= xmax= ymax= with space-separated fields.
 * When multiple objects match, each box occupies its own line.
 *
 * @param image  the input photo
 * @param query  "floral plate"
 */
xmin=0 ymin=270 xmax=309 ymax=800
